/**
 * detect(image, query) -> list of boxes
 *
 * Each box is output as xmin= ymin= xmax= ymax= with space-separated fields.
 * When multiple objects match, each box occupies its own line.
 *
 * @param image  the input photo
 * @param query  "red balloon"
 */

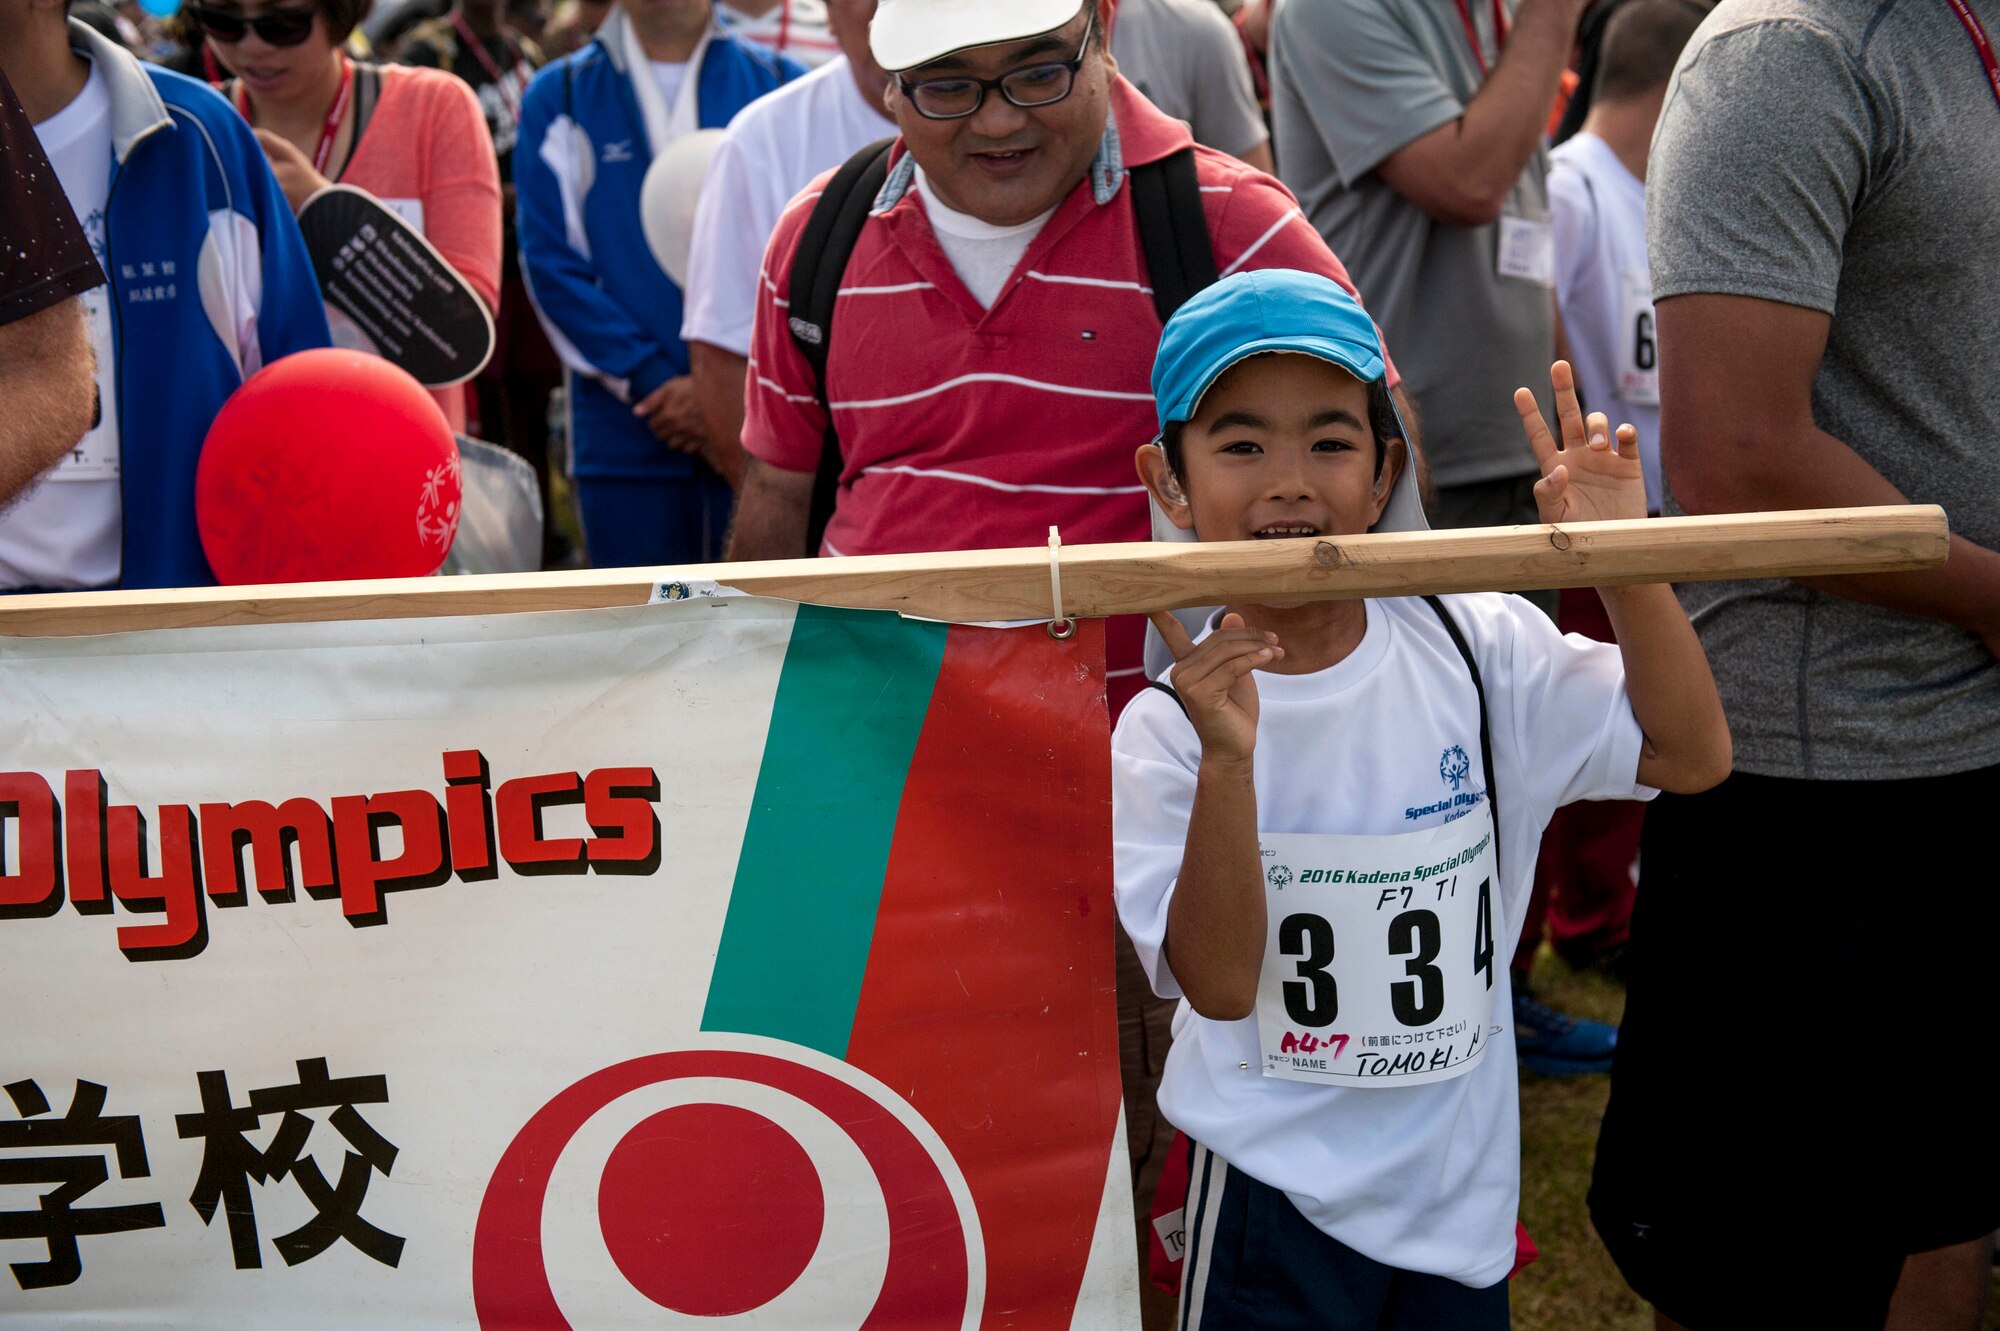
xmin=196 ymin=349 xmax=462 ymax=585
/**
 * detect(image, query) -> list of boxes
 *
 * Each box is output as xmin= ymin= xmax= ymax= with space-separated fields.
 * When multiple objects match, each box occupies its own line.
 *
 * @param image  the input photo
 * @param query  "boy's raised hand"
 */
xmin=1516 ymin=360 xmax=1646 ymax=525
xmin=1149 ymin=611 xmax=1280 ymax=766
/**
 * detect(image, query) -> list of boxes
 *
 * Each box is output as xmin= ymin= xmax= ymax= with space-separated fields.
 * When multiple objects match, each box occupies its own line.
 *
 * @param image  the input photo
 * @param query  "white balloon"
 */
xmin=640 ymin=128 xmax=728 ymax=290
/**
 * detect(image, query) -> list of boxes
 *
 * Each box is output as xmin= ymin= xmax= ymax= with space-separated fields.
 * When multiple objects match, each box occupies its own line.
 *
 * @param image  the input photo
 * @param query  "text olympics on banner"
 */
xmin=0 ymin=752 xmax=662 ymax=961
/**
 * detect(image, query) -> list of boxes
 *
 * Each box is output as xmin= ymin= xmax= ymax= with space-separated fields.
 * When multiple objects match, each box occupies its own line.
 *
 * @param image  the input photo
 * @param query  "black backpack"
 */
xmin=785 ymin=139 xmax=1221 ymax=547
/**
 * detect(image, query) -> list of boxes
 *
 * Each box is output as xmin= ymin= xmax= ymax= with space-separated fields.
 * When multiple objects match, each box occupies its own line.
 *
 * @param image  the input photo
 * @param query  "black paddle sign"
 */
xmin=297 ymin=185 xmax=496 ymax=388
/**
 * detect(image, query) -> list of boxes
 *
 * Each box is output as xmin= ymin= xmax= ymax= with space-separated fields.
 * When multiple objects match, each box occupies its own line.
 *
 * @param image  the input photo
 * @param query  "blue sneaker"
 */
xmin=1512 ymin=988 xmax=1617 ymax=1077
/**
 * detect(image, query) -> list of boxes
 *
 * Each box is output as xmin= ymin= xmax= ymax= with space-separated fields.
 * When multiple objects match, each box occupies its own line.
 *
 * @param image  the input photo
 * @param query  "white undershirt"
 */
xmin=0 ymin=59 xmax=122 ymax=591
xmin=913 ymin=167 xmax=1056 ymax=309
xmin=649 ymin=59 xmax=691 ymax=117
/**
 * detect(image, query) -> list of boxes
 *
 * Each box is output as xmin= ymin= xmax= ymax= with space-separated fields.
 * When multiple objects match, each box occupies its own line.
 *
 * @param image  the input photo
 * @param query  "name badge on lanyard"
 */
xmin=1256 ymin=806 xmax=1501 ymax=1088
xmin=1618 ymin=269 xmax=1660 ymax=406
xmin=1497 ymin=215 xmax=1554 ymax=286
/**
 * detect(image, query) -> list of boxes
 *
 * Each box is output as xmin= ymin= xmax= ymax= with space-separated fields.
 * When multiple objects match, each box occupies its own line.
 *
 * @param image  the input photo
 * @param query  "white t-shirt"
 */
xmin=1549 ymin=133 xmax=1662 ymax=511
xmin=649 ymin=58 xmax=691 ymax=115
xmin=912 ymin=169 xmax=1056 ymax=310
xmin=0 ymin=60 xmax=122 ymax=591
xmin=1113 ymin=594 xmax=1652 ymax=1286
xmin=679 ymin=56 xmax=893 ymax=356
xmin=717 ymin=0 xmax=842 ymax=67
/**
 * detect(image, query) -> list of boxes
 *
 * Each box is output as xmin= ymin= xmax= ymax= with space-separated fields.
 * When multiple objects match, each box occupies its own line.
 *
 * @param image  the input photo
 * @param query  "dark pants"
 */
xmin=1591 ymin=764 xmax=2000 ymax=1330
xmin=574 ymin=472 xmax=734 ymax=569
xmin=1180 ymin=1141 xmax=1510 ymax=1331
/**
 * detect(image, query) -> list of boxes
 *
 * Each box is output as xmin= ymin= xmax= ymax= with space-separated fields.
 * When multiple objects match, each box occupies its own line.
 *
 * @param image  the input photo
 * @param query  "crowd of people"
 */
xmin=1 ymin=0 xmax=1994 ymax=1327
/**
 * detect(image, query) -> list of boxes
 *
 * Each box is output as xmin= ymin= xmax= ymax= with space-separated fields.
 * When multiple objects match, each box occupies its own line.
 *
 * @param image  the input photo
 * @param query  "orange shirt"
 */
xmin=342 ymin=64 xmax=502 ymax=431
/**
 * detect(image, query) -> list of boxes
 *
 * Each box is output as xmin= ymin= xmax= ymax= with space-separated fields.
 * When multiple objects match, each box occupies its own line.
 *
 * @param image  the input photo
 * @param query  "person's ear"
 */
xmin=1136 ymin=442 xmax=1195 ymax=531
xmin=1368 ymin=437 xmax=1409 ymax=526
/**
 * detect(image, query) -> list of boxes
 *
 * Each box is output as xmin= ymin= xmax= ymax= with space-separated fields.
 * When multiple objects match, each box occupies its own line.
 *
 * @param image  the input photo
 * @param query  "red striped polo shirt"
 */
xmin=745 ymin=78 xmax=1392 ymax=690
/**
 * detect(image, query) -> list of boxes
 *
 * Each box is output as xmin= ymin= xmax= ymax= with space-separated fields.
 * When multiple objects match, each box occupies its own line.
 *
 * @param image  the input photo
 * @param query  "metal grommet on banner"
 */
xmin=1046 ymin=525 xmax=1076 ymax=640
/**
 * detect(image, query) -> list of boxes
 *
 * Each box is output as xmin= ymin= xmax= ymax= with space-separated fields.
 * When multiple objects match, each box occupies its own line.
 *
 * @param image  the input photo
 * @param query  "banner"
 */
xmin=0 ymin=599 xmax=1132 ymax=1327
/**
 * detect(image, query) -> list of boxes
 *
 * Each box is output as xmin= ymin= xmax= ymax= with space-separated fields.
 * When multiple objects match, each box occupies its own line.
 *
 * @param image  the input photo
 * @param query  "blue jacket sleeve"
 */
xmin=515 ymin=69 xmax=677 ymax=404
xmin=222 ymin=110 xmax=331 ymax=364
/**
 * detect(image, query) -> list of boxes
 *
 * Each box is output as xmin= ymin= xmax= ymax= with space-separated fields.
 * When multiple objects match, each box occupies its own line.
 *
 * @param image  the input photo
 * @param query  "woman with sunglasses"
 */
xmin=190 ymin=0 xmax=502 ymax=432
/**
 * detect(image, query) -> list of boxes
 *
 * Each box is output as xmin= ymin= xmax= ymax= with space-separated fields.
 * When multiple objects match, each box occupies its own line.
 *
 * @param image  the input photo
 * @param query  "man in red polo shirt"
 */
xmin=727 ymin=0 xmax=1396 ymax=701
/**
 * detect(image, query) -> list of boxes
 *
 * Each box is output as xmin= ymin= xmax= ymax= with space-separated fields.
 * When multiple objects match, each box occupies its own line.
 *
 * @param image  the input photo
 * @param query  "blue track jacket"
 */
xmin=72 ymin=22 xmax=331 ymax=588
xmin=516 ymin=14 xmax=799 ymax=481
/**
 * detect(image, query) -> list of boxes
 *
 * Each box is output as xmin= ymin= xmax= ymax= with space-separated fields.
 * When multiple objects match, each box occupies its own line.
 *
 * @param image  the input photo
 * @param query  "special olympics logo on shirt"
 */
xmin=1439 ymin=746 xmax=1473 ymax=790
xmin=1267 ymin=864 xmax=1294 ymax=890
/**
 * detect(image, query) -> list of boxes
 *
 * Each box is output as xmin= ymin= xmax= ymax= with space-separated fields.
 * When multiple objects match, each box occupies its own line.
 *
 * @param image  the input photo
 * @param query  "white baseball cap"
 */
xmin=870 ymin=0 xmax=1090 ymax=73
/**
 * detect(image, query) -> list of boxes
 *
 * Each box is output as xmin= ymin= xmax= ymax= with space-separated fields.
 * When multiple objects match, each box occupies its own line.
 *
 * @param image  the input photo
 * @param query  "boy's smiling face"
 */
xmin=1140 ymin=353 xmax=1405 ymax=542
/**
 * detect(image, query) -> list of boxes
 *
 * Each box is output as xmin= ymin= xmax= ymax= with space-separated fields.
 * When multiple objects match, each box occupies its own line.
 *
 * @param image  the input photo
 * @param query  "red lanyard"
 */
xmin=233 ymin=52 xmax=352 ymax=174
xmin=1452 ymin=0 xmax=1510 ymax=76
xmin=452 ymin=9 xmax=523 ymax=124
xmin=1944 ymin=0 xmax=2000 ymax=111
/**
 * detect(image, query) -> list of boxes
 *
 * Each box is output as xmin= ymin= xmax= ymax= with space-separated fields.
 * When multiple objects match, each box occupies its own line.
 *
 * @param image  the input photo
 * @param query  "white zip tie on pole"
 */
xmin=1047 ymin=525 xmax=1075 ymax=640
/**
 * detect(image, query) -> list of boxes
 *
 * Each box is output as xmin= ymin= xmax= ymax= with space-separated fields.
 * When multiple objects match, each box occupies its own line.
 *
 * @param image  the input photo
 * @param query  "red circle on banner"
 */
xmin=472 ymin=1048 xmax=972 ymax=1329
xmin=597 ymin=1103 xmax=825 ymax=1315
xmin=195 ymin=348 xmax=461 ymax=585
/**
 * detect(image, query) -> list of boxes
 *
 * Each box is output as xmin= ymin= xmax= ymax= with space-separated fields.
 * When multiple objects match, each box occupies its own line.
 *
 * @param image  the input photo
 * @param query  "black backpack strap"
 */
xmin=1129 ymin=146 xmax=1219 ymax=325
xmin=1146 ymin=680 xmax=1191 ymax=722
xmin=1421 ymin=595 xmax=1500 ymax=880
xmin=786 ymin=137 xmax=895 ymax=549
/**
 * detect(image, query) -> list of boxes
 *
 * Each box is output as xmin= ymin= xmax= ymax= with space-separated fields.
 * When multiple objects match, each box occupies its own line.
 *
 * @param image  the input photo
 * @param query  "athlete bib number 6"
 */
xmin=1256 ymin=810 xmax=1501 ymax=1088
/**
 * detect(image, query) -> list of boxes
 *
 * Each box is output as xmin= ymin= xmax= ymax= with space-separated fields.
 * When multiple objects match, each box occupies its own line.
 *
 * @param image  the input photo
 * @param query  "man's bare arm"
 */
xmin=1373 ymin=0 xmax=1587 ymax=228
xmin=1658 ymin=293 xmax=2000 ymax=651
xmin=0 ymin=297 xmax=96 ymax=503
xmin=688 ymin=341 xmax=749 ymax=489
xmin=724 ymin=455 xmax=817 ymax=560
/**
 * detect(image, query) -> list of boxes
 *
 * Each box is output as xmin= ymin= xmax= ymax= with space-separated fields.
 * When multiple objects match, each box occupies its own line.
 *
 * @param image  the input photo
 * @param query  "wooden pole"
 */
xmin=0 ymin=506 xmax=1948 ymax=638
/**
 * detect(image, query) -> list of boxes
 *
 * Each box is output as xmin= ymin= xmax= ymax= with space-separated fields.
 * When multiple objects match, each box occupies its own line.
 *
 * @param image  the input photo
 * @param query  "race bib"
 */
xmin=1496 ymin=215 xmax=1554 ymax=287
xmin=1618 ymin=269 xmax=1659 ymax=406
xmin=1256 ymin=809 xmax=1500 ymax=1088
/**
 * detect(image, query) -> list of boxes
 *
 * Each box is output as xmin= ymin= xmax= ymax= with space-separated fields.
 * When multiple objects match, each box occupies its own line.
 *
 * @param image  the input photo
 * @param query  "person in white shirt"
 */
xmin=1115 ymin=268 xmax=1728 ymax=1327
xmin=717 ymin=0 xmax=841 ymax=66
xmin=682 ymin=0 xmax=890 ymax=477
xmin=1548 ymin=0 xmax=1707 ymax=515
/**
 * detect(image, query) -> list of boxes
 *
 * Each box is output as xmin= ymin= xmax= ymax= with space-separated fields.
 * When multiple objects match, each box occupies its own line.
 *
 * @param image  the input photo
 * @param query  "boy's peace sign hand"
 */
xmin=1516 ymin=360 xmax=1646 ymax=526
xmin=1149 ymin=611 xmax=1282 ymax=766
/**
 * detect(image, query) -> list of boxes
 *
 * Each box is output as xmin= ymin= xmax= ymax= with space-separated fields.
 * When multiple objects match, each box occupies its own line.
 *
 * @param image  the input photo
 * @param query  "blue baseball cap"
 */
xmin=1152 ymin=269 xmax=1390 ymax=434
xmin=1139 ymin=269 xmax=1428 ymax=680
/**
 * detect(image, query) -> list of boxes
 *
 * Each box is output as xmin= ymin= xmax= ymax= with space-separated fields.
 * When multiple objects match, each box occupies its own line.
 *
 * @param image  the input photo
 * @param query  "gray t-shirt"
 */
xmin=1650 ymin=0 xmax=2000 ymax=780
xmin=1111 ymin=0 xmax=1269 ymax=160
xmin=1270 ymin=0 xmax=1552 ymax=489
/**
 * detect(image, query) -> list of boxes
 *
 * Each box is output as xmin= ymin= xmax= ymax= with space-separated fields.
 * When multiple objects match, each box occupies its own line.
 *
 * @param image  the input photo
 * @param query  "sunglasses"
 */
xmin=190 ymin=4 xmax=318 ymax=46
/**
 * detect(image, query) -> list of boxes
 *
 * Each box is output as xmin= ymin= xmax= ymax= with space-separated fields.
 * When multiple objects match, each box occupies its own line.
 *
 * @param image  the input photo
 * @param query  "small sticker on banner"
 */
xmin=648 ymin=579 xmax=745 ymax=604
xmin=1618 ymin=269 xmax=1660 ymax=406
xmin=1497 ymin=215 xmax=1555 ymax=287
xmin=1152 ymin=1208 xmax=1187 ymax=1263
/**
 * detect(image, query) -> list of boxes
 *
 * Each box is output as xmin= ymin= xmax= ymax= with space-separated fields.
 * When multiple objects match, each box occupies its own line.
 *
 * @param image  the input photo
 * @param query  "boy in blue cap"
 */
xmin=1114 ymin=269 xmax=1730 ymax=1328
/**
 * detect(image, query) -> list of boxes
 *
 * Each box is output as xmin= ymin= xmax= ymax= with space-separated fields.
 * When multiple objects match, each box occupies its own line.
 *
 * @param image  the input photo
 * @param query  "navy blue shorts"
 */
xmin=1178 ymin=1142 xmax=1509 ymax=1331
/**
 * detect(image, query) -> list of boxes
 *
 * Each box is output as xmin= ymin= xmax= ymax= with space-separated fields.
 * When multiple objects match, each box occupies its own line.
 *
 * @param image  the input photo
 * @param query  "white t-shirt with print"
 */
xmin=1113 ymin=593 xmax=1652 ymax=1287
xmin=0 ymin=59 xmax=122 ymax=590
xmin=1549 ymin=132 xmax=1661 ymax=511
xmin=680 ymin=56 xmax=893 ymax=356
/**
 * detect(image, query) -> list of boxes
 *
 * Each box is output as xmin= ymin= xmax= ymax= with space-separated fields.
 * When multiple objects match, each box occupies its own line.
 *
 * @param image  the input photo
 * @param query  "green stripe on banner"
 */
xmin=701 ymin=605 xmax=949 ymax=1058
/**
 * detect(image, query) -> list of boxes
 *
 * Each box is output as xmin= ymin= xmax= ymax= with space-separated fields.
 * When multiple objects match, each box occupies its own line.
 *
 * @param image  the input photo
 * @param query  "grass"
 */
xmin=1511 ymin=952 xmax=2000 ymax=1331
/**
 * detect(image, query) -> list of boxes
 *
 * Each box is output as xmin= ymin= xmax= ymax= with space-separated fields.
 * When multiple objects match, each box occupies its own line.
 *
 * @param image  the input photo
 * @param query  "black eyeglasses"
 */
xmin=190 ymin=5 xmax=318 ymax=47
xmin=896 ymin=15 xmax=1096 ymax=121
